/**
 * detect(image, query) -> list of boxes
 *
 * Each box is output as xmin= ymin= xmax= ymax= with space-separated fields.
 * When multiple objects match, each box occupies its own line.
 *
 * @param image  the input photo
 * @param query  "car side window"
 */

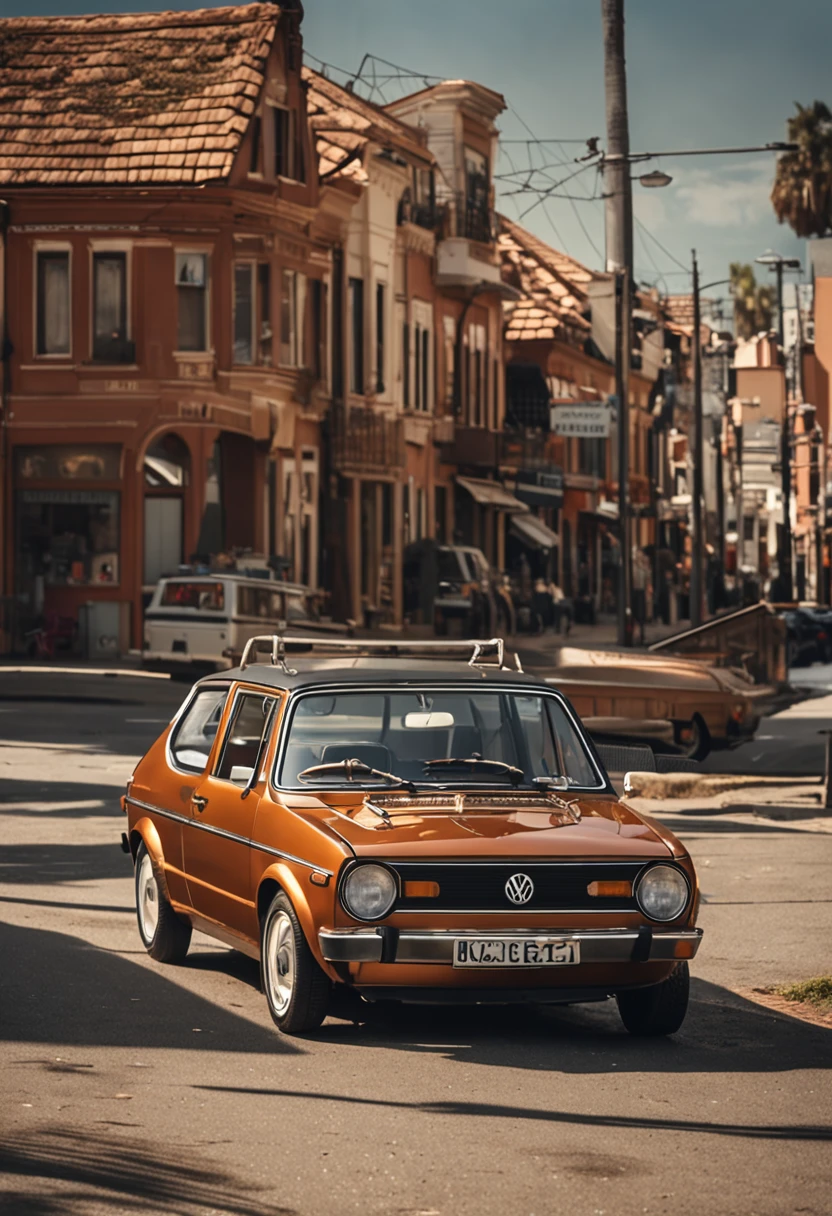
xmin=170 ymin=688 xmax=229 ymax=774
xmin=215 ymin=692 xmax=277 ymax=786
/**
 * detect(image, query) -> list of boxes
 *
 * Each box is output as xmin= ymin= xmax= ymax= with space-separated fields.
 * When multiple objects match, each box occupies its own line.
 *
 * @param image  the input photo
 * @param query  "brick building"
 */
xmin=0 ymin=2 xmax=331 ymax=650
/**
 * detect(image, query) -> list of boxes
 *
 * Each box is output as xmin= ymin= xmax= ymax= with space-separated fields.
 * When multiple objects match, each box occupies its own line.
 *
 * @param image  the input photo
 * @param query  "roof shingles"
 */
xmin=0 ymin=3 xmax=280 ymax=186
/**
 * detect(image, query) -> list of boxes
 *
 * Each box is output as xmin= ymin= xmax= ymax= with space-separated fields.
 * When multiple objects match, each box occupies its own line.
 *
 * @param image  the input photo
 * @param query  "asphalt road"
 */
xmin=1 ymin=669 xmax=831 ymax=1216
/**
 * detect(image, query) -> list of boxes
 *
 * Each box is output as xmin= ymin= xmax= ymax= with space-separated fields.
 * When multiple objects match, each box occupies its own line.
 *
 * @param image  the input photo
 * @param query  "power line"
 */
xmin=634 ymin=216 xmax=691 ymax=276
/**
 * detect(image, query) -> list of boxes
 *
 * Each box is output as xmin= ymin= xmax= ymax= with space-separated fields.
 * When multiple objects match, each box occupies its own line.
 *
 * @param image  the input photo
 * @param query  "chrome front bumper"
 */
xmin=319 ymin=926 xmax=703 ymax=965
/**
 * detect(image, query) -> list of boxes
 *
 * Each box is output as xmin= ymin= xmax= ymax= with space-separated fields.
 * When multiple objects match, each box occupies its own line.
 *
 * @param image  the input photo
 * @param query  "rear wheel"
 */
xmin=261 ymin=892 xmax=330 ymax=1034
xmin=616 ymin=961 xmax=690 ymax=1036
xmin=135 ymin=842 xmax=191 ymax=963
xmin=678 ymin=715 xmax=710 ymax=761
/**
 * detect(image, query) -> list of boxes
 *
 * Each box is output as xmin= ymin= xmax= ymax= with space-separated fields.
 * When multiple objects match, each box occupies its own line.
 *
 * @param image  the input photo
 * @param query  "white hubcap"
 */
xmin=138 ymin=853 xmax=159 ymax=941
xmin=265 ymin=911 xmax=295 ymax=1016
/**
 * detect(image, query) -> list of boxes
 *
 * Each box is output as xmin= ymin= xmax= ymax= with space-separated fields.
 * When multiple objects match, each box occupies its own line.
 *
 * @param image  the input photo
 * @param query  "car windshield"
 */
xmin=277 ymin=689 xmax=602 ymax=789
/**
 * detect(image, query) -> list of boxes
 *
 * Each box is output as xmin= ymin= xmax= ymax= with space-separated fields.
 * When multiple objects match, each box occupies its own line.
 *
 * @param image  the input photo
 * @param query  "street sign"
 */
xmin=551 ymin=403 xmax=613 ymax=438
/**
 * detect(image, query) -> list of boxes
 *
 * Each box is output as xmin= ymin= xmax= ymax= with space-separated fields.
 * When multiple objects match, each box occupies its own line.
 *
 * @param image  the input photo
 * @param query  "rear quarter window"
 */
xmin=169 ymin=687 xmax=229 ymax=773
xmin=160 ymin=581 xmax=225 ymax=611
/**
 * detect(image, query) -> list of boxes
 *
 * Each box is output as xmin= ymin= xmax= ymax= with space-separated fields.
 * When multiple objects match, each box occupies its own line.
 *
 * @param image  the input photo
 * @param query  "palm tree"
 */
xmin=771 ymin=101 xmax=832 ymax=238
xmin=730 ymin=264 xmax=774 ymax=340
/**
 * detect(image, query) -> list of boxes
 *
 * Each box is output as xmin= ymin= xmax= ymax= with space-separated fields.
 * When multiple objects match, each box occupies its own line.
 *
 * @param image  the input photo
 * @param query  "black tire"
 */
xmin=616 ymin=961 xmax=690 ymax=1036
xmin=260 ymin=891 xmax=331 ymax=1035
xmin=679 ymin=715 xmax=710 ymax=761
xmin=134 ymin=841 xmax=191 ymax=963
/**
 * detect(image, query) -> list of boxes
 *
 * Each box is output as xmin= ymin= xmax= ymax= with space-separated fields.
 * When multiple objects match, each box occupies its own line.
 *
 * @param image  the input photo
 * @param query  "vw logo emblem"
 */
xmin=505 ymin=873 xmax=534 ymax=905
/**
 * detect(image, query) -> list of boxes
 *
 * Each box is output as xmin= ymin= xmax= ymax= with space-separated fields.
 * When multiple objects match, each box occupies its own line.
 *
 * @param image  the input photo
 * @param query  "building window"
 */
xmin=36 ymin=251 xmax=70 ymax=356
xmin=443 ymin=314 xmax=455 ymax=408
xmin=421 ymin=326 xmax=429 ymax=413
xmin=176 ymin=252 xmax=209 ymax=352
xmin=466 ymin=323 xmax=487 ymax=425
xmin=258 ymin=263 xmax=272 ymax=364
xmin=17 ymin=489 xmax=120 ymax=586
xmin=233 ymin=263 xmax=254 ymax=364
xmin=349 ymin=277 xmax=364 ymax=394
xmin=281 ymin=269 xmax=307 ymax=368
xmin=92 ymin=252 xmax=128 ymax=362
xmin=250 ymin=114 xmax=262 ymax=174
xmin=273 ymin=106 xmax=297 ymax=180
xmin=311 ymin=278 xmax=324 ymax=381
xmin=463 ymin=147 xmax=490 ymax=242
xmin=402 ymin=320 xmax=410 ymax=408
xmin=376 ymin=283 xmax=385 ymax=394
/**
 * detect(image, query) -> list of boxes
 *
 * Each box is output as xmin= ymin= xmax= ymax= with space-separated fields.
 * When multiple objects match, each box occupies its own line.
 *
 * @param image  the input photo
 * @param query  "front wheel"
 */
xmin=261 ymin=892 xmax=331 ymax=1034
xmin=135 ymin=842 xmax=191 ymax=963
xmin=616 ymin=961 xmax=690 ymax=1036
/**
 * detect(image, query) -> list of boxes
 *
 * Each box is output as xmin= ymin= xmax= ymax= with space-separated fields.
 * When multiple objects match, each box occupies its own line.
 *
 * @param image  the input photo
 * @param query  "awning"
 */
xmin=510 ymin=513 xmax=559 ymax=551
xmin=457 ymin=476 xmax=528 ymax=513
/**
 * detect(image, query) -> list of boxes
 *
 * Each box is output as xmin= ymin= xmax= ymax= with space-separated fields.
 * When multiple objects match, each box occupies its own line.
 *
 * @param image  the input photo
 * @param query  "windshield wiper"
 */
xmin=298 ymin=759 xmax=418 ymax=794
xmin=423 ymin=756 xmax=525 ymax=786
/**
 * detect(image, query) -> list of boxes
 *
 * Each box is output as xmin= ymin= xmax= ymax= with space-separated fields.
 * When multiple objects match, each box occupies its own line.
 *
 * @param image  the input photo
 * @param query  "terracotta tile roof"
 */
xmin=303 ymin=66 xmax=432 ymax=184
xmin=498 ymin=214 xmax=599 ymax=344
xmin=0 ymin=3 xmax=279 ymax=187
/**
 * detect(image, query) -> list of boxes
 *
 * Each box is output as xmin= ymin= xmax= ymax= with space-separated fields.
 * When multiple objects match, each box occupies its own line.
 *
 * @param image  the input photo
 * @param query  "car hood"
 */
xmin=283 ymin=790 xmax=677 ymax=860
xmin=548 ymin=646 xmax=725 ymax=691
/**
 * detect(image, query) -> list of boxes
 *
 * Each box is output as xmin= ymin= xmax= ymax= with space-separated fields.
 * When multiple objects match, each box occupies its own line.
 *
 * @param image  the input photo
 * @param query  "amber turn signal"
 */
xmin=404 ymin=880 xmax=441 ymax=898
xmin=587 ymin=880 xmax=632 ymax=897
xmin=310 ymin=871 xmax=330 ymax=887
xmin=674 ymin=940 xmax=696 ymax=959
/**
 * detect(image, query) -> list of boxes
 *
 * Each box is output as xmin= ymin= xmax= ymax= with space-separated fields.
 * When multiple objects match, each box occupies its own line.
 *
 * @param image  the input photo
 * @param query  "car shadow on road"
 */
xmin=0 ymin=920 xmax=294 ymax=1055
xmin=0 ymin=1125 xmax=296 ymax=1216
xmin=302 ymin=975 xmax=832 ymax=1078
xmin=0 ymin=779 xmax=126 ymax=818
xmin=0 ymin=842 xmax=131 ymax=886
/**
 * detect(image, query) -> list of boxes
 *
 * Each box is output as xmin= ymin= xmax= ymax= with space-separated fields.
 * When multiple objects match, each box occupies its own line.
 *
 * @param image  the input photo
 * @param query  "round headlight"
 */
xmin=636 ymin=864 xmax=689 ymax=922
xmin=341 ymin=864 xmax=398 ymax=921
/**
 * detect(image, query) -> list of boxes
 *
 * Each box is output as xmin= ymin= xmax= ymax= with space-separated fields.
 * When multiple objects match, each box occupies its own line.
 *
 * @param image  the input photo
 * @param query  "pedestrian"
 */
xmin=632 ymin=545 xmax=649 ymax=644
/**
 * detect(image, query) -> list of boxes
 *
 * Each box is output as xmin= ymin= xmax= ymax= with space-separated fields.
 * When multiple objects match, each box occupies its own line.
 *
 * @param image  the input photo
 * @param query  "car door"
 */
xmin=161 ymin=683 xmax=230 ymax=904
xmin=183 ymin=685 xmax=280 ymax=941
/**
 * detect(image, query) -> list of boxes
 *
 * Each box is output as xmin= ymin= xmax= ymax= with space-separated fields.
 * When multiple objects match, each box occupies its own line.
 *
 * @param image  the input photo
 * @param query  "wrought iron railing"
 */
xmin=330 ymin=406 xmax=405 ymax=473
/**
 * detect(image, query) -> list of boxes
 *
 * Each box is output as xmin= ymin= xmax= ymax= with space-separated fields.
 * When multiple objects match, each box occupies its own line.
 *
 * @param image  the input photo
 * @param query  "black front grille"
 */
xmin=391 ymin=861 xmax=644 ymax=913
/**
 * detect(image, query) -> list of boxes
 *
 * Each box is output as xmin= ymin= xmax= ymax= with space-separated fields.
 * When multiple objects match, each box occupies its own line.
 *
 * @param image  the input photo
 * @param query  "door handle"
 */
xmin=192 ymin=795 xmax=209 ymax=813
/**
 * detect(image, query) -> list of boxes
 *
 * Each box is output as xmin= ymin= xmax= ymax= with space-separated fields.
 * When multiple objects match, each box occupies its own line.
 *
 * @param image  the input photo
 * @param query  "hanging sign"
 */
xmin=551 ymin=403 xmax=613 ymax=438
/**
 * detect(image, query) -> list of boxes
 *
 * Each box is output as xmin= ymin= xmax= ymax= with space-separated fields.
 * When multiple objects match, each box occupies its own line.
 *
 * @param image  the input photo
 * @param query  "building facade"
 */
xmin=0 ymin=2 xmax=332 ymax=650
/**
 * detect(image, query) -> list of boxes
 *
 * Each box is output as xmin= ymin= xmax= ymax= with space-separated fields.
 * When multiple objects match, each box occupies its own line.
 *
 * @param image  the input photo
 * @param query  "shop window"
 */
xmin=176 ymin=252 xmax=209 ymax=352
xmin=17 ymin=489 xmax=120 ymax=586
xmin=36 ymin=250 xmax=70 ymax=356
xmin=349 ymin=277 xmax=364 ymax=394
xmin=15 ymin=444 xmax=121 ymax=481
xmin=281 ymin=269 xmax=307 ymax=367
xmin=93 ymin=252 xmax=131 ymax=363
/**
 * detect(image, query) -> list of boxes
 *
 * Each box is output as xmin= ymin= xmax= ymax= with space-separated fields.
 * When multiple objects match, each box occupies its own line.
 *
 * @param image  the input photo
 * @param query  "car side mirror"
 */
xmin=230 ymin=764 xmax=254 ymax=785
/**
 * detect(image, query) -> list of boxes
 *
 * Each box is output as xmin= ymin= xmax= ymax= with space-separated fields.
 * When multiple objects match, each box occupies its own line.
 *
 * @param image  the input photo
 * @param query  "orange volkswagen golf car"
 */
xmin=123 ymin=636 xmax=702 ymax=1036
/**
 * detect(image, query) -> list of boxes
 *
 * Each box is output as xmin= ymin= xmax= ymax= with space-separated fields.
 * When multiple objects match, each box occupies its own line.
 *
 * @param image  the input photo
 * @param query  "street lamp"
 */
xmin=754 ymin=251 xmax=802 ymax=603
xmin=638 ymin=169 xmax=673 ymax=188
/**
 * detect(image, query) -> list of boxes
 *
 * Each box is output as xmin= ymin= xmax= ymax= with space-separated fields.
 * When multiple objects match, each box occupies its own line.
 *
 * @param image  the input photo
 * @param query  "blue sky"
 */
xmin=2 ymin=0 xmax=828 ymax=308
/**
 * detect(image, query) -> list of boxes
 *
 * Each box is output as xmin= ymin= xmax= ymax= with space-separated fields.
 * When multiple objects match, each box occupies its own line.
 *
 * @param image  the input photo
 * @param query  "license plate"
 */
xmin=453 ymin=938 xmax=580 ymax=968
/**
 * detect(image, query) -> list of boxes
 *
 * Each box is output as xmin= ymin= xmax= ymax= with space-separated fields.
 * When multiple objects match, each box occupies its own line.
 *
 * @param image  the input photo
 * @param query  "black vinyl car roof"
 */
xmin=200 ymin=658 xmax=550 ymax=692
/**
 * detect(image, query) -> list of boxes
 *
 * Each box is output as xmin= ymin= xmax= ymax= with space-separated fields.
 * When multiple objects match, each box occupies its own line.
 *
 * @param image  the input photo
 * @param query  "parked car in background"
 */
xmin=124 ymin=635 xmax=701 ymax=1037
xmin=404 ymin=542 xmax=508 ymax=636
xmin=783 ymin=608 xmax=831 ymax=667
xmin=143 ymin=574 xmax=344 ymax=676
xmin=543 ymin=647 xmax=761 ymax=761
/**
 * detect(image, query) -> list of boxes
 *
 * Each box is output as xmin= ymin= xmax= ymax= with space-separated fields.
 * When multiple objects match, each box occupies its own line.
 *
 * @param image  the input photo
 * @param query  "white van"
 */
xmin=142 ymin=575 xmax=340 ymax=675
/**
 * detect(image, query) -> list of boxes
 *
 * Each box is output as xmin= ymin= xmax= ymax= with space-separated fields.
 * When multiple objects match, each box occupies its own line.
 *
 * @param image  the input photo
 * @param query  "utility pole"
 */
xmin=601 ymin=0 xmax=634 ymax=646
xmin=691 ymin=251 xmax=703 ymax=628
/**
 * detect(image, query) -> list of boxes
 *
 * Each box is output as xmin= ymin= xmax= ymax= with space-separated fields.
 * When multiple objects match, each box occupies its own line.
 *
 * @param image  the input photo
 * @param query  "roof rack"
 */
xmin=238 ymin=634 xmax=509 ymax=673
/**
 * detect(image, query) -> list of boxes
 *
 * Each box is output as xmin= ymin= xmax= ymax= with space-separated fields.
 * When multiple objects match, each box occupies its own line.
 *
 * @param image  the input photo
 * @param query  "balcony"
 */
xmin=439 ymin=425 xmax=498 ymax=469
xmin=436 ymin=191 xmax=501 ymax=289
xmin=331 ymin=406 xmax=405 ymax=474
xmin=500 ymin=429 xmax=558 ymax=472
